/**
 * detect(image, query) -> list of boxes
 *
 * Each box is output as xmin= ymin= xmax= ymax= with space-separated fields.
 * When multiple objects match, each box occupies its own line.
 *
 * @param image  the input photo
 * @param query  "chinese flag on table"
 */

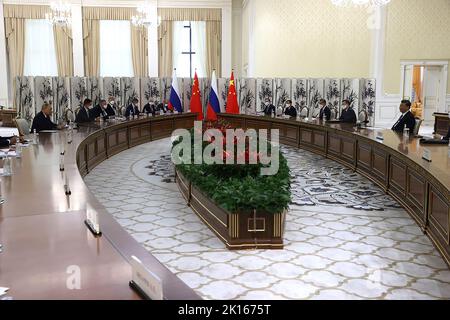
xmin=226 ymin=71 xmax=239 ymax=114
xmin=190 ymin=71 xmax=203 ymax=121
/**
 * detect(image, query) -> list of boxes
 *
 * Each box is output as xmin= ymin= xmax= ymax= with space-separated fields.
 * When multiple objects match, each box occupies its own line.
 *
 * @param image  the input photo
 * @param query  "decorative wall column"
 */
xmin=147 ymin=0 xmax=158 ymax=77
xmin=221 ymin=1 xmax=232 ymax=77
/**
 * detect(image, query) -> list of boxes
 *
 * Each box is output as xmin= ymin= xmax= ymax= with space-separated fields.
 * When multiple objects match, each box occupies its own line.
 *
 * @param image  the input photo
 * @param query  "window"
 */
xmin=99 ymin=20 xmax=134 ymax=77
xmin=172 ymin=21 xmax=206 ymax=78
xmin=23 ymin=19 xmax=58 ymax=76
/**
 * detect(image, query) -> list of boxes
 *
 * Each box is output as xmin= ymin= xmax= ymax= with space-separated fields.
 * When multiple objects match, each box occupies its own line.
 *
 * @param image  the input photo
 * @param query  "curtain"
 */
xmin=83 ymin=19 xmax=100 ymax=77
xmin=4 ymin=18 xmax=25 ymax=83
xmin=131 ymin=26 xmax=148 ymax=77
xmin=158 ymin=8 xmax=221 ymax=21
xmin=82 ymin=7 xmax=147 ymax=77
xmin=99 ymin=20 xmax=133 ymax=77
xmin=206 ymin=21 xmax=222 ymax=77
xmin=158 ymin=21 xmax=173 ymax=77
xmin=54 ymin=26 xmax=73 ymax=77
xmin=24 ymin=19 xmax=58 ymax=76
xmin=157 ymin=8 xmax=221 ymax=77
xmin=172 ymin=21 xmax=206 ymax=78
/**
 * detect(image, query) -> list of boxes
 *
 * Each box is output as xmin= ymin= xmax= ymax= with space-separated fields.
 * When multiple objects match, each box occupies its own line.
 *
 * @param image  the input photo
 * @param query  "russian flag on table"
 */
xmin=168 ymin=69 xmax=183 ymax=113
xmin=206 ymin=70 xmax=220 ymax=121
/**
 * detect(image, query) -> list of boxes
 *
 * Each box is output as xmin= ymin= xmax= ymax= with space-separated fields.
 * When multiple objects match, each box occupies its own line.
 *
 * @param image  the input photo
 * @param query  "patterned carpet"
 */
xmin=84 ymin=138 xmax=450 ymax=300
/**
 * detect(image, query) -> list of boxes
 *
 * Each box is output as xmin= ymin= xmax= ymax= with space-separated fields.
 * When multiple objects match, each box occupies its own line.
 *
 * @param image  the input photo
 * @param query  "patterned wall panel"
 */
xmin=360 ymin=78 xmax=376 ymax=126
xmin=52 ymin=77 xmax=70 ymax=122
xmin=141 ymin=78 xmax=161 ymax=106
xmin=384 ymin=0 xmax=450 ymax=93
xmin=160 ymin=77 xmax=172 ymax=105
xmin=34 ymin=77 xmax=53 ymax=117
xmin=292 ymin=78 xmax=308 ymax=117
xmin=253 ymin=0 xmax=371 ymax=79
xmin=200 ymin=78 xmax=211 ymax=115
xmin=103 ymin=77 xmax=122 ymax=106
xmin=121 ymin=77 xmax=140 ymax=108
xmin=181 ymin=77 xmax=191 ymax=112
xmin=70 ymin=77 xmax=88 ymax=112
xmin=218 ymin=77 xmax=230 ymax=113
xmin=341 ymin=78 xmax=360 ymax=117
xmin=307 ymin=79 xmax=324 ymax=118
xmin=87 ymin=77 xmax=103 ymax=108
xmin=325 ymin=79 xmax=341 ymax=120
xmin=256 ymin=78 xmax=274 ymax=113
xmin=238 ymin=78 xmax=256 ymax=115
xmin=15 ymin=76 xmax=35 ymax=124
xmin=275 ymin=78 xmax=292 ymax=110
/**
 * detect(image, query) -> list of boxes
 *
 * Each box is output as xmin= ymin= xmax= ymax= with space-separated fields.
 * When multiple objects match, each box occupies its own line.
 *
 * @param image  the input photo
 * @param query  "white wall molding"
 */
xmin=0 ymin=1 xmax=9 ymax=107
xmin=246 ymin=0 xmax=254 ymax=77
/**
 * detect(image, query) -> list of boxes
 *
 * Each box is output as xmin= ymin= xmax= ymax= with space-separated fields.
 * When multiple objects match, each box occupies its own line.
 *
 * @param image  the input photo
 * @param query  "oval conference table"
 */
xmin=0 ymin=113 xmax=449 ymax=299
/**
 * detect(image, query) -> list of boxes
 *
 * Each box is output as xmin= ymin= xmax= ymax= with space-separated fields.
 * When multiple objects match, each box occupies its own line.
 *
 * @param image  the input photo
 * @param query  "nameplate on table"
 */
xmin=130 ymin=256 xmax=163 ymax=300
xmin=84 ymin=204 xmax=101 ymax=236
xmin=376 ymin=132 xmax=384 ymax=141
xmin=422 ymin=148 xmax=432 ymax=162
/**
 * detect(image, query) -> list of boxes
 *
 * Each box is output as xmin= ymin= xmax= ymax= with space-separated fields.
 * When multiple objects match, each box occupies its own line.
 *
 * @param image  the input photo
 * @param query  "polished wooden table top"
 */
xmin=0 ymin=114 xmax=200 ymax=300
xmin=225 ymin=114 xmax=450 ymax=193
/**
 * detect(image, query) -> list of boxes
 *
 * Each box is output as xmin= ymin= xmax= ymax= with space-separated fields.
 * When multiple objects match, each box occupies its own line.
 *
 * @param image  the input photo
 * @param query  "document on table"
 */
xmin=0 ymin=287 xmax=9 ymax=296
xmin=39 ymin=130 xmax=58 ymax=133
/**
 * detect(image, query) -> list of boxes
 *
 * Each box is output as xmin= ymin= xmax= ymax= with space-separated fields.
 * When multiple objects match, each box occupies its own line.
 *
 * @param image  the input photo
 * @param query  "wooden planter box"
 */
xmin=175 ymin=169 xmax=286 ymax=250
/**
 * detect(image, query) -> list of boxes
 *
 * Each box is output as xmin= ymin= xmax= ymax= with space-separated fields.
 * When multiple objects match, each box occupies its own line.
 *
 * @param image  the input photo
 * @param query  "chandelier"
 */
xmin=131 ymin=2 xmax=161 ymax=28
xmin=331 ymin=0 xmax=391 ymax=7
xmin=45 ymin=1 xmax=72 ymax=26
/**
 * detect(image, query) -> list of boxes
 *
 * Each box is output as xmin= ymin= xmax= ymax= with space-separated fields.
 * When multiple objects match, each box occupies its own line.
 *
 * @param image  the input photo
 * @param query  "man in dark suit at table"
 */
xmin=91 ymin=99 xmax=109 ymax=120
xmin=75 ymin=99 xmax=94 ymax=123
xmin=262 ymin=98 xmax=276 ymax=117
xmin=143 ymin=100 xmax=156 ymax=115
xmin=284 ymin=100 xmax=297 ymax=118
xmin=318 ymin=99 xmax=331 ymax=121
xmin=125 ymin=98 xmax=140 ymax=118
xmin=105 ymin=97 xmax=116 ymax=117
xmin=443 ymin=126 xmax=450 ymax=140
xmin=31 ymin=103 xmax=59 ymax=133
xmin=339 ymin=99 xmax=357 ymax=124
xmin=391 ymin=100 xmax=416 ymax=134
xmin=0 ymin=136 xmax=17 ymax=148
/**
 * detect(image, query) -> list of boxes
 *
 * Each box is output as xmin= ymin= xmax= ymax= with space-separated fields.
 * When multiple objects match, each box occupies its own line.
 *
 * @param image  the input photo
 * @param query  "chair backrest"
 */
xmin=15 ymin=118 xmax=30 ymax=135
xmin=413 ymin=118 xmax=423 ymax=136
xmin=120 ymin=106 xmax=127 ymax=116
xmin=65 ymin=108 xmax=75 ymax=122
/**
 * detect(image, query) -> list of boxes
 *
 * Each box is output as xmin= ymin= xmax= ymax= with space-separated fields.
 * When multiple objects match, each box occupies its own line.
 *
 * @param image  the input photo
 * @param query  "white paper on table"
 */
xmin=0 ymin=151 xmax=17 ymax=158
xmin=0 ymin=287 xmax=9 ymax=296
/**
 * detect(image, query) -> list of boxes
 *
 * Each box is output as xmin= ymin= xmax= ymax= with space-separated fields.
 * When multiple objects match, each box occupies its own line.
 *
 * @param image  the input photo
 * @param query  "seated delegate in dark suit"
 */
xmin=92 ymin=100 xmax=110 ymax=120
xmin=284 ymin=100 xmax=297 ymax=118
xmin=0 ymin=137 xmax=16 ymax=148
xmin=339 ymin=99 xmax=357 ymax=124
xmin=262 ymin=99 xmax=276 ymax=116
xmin=31 ymin=103 xmax=58 ymax=133
xmin=143 ymin=102 xmax=156 ymax=115
xmin=125 ymin=98 xmax=141 ymax=118
xmin=75 ymin=99 xmax=94 ymax=124
xmin=443 ymin=126 xmax=450 ymax=140
xmin=391 ymin=100 xmax=416 ymax=134
xmin=318 ymin=99 xmax=331 ymax=121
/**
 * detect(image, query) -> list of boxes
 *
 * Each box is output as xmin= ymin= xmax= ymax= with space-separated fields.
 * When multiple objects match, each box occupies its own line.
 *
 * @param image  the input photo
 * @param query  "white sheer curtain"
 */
xmin=23 ymin=19 xmax=58 ymax=76
xmin=99 ymin=20 xmax=134 ymax=77
xmin=172 ymin=21 xmax=206 ymax=78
